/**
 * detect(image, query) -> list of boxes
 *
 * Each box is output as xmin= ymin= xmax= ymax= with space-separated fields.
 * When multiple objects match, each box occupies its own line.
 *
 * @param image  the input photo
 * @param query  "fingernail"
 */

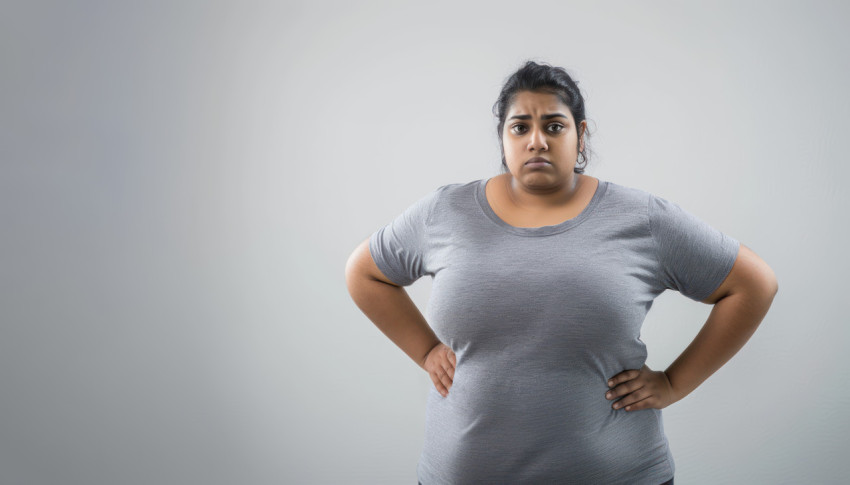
xmin=605 ymin=392 xmax=612 ymax=399
xmin=608 ymin=380 xmax=614 ymax=386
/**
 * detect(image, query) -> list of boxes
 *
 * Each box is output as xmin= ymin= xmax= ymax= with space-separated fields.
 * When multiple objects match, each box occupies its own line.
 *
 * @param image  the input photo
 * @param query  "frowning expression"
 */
xmin=501 ymin=90 xmax=586 ymax=185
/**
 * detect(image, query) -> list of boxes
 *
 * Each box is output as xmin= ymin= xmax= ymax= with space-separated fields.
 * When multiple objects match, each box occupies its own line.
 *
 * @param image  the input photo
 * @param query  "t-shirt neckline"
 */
xmin=475 ymin=177 xmax=608 ymax=236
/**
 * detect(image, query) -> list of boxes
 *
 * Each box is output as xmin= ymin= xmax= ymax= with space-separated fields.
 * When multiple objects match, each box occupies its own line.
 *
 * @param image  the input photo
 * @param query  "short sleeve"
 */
xmin=368 ymin=188 xmax=440 ymax=287
xmin=649 ymin=193 xmax=740 ymax=302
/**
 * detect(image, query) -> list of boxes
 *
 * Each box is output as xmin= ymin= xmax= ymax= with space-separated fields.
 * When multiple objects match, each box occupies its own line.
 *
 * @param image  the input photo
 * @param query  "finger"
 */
xmin=621 ymin=395 xmax=654 ymax=412
xmin=612 ymin=388 xmax=651 ymax=410
xmin=440 ymin=356 xmax=454 ymax=376
xmin=607 ymin=369 xmax=641 ymax=387
xmin=448 ymin=350 xmax=457 ymax=366
xmin=439 ymin=367 xmax=453 ymax=390
xmin=606 ymin=380 xmax=644 ymax=400
xmin=446 ymin=361 xmax=455 ymax=379
xmin=431 ymin=371 xmax=449 ymax=397
xmin=607 ymin=371 xmax=631 ymax=387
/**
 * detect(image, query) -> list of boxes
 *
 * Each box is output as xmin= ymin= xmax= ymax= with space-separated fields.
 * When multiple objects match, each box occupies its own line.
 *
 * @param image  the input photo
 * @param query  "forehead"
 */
xmin=507 ymin=91 xmax=573 ymax=118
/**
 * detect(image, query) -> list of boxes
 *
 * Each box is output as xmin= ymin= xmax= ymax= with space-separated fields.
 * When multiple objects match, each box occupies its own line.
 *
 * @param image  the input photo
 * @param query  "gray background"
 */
xmin=2 ymin=1 xmax=848 ymax=484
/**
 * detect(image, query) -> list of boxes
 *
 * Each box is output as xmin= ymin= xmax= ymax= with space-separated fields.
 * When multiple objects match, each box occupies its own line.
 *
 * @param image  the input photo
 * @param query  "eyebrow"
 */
xmin=508 ymin=113 xmax=569 ymax=121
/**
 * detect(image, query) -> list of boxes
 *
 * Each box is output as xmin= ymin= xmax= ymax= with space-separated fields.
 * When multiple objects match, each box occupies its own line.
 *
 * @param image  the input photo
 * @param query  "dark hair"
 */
xmin=492 ymin=60 xmax=592 ymax=174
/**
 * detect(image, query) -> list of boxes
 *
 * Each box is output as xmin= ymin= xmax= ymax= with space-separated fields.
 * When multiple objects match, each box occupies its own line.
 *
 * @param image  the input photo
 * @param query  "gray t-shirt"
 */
xmin=369 ymin=178 xmax=739 ymax=485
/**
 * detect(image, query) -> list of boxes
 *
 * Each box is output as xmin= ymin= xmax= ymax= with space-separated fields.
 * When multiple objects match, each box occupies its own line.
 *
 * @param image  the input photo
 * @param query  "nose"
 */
xmin=527 ymin=126 xmax=548 ymax=152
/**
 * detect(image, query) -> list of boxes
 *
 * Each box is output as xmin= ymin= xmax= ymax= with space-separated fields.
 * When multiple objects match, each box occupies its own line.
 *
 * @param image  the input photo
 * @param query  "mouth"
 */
xmin=524 ymin=157 xmax=551 ymax=167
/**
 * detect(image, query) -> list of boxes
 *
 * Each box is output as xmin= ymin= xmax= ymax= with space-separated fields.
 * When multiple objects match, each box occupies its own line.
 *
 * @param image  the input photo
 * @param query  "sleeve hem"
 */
xmin=368 ymin=230 xmax=410 ymax=287
xmin=690 ymin=237 xmax=740 ymax=302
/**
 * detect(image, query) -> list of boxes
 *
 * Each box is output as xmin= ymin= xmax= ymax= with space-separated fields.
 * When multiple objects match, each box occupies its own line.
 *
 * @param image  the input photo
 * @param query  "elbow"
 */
xmin=749 ymin=256 xmax=779 ymax=301
xmin=344 ymin=250 xmax=364 ymax=291
xmin=749 ymin=267 xmax=779 ymax=315
xmin=344 ymin=246 xmax=364 ymax=289
xmin=727 ymin=263 xmax=778 ymax=308
xmin=763 ymin=264 xmax=779 ymax=298
xmin=749 ymin=268 xmax=779 ymax=305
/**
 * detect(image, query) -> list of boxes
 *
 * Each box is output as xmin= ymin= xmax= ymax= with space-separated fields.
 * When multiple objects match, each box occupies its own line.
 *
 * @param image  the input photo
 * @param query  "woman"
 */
xmin=345 ymin=61 xmax=778 ymax=484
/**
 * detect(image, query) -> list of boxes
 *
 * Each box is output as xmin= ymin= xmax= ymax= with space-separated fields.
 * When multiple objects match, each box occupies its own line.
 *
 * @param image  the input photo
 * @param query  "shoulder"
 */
xmin=602 ymin=179 xmax=652 ymax=201
xmin=594 ymin=179 xmax=656 ymax=217
xmin=401 ymin=179 xmax=473 ymax=208
xmin=428 ymin=178 xmax=483 ymax=212
xmin=598 ymin=180 xmax=698 ymax=220
xmin=390 ymin=179 xmax=481 ymax=227
xmin=434 ymin=179 xmax=480 ymax=197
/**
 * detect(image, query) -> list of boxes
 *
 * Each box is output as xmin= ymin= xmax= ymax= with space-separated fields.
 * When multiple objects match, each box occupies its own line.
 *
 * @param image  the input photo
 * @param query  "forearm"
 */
xmin=665 ymin=285 xmax=777 ymax=402
xmin=346 ymin=275 xmax=441 ymax=369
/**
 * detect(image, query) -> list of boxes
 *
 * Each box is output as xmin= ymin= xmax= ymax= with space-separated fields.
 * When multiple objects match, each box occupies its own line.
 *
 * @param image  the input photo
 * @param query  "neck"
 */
xmin=506 ymin=173 xmax=586 ymax=210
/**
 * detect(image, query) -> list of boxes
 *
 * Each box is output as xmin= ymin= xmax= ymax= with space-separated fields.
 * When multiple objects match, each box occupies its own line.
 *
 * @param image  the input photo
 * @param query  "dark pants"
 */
xmin=419 ymin=478 xmax=673 ymax=485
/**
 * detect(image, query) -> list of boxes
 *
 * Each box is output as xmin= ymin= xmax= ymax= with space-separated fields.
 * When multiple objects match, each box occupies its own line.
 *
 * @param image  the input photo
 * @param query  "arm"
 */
xmin=665 ymin=243 xmax=778 ymax=400
xmin=345 ymin=237 xmax=457 ymax=396
xmin=606 ymin=243 xmax=778 ymax=411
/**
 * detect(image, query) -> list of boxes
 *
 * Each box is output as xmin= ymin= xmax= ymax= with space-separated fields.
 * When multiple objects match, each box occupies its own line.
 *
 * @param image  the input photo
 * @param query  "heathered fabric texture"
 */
xmin=369 ymin=178 xmax=739 ymax=485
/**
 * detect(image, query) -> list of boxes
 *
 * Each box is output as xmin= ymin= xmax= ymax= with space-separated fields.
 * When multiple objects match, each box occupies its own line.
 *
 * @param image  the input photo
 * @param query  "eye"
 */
xmin=509 ymin=123 xmax=564 ymax=135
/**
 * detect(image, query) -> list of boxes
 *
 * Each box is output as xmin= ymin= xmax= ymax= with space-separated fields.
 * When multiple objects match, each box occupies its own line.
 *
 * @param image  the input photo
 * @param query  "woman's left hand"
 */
xmin=605 ymin=364 xmax=678 ymax=411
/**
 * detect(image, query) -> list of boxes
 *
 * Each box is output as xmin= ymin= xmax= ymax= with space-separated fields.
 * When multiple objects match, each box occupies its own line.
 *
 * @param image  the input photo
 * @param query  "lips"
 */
xmin=525 ymin=157 xmax=551 ymax=165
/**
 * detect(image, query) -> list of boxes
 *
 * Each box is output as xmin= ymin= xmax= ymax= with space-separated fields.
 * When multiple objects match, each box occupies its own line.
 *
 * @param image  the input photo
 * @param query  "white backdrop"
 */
xmin=2 ymin=1 xmax=848 ymax=484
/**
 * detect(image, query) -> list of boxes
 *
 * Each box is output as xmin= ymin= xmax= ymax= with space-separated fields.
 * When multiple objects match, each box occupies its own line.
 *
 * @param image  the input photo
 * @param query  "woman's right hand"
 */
xmin=423 ymin=342 xmax=456 ymax=397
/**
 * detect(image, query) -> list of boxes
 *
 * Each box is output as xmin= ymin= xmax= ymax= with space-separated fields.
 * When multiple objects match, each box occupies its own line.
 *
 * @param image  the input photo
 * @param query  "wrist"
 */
xmin=663 ymin=369 xmax=686 ymax=404
xmin=418 ymin=339 xmax=441 ymax=369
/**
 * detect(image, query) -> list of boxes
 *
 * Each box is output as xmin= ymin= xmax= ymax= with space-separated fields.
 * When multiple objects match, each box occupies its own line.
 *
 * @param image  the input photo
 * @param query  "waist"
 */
xmin=419 ymin=379 xmax=672 ymax=483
